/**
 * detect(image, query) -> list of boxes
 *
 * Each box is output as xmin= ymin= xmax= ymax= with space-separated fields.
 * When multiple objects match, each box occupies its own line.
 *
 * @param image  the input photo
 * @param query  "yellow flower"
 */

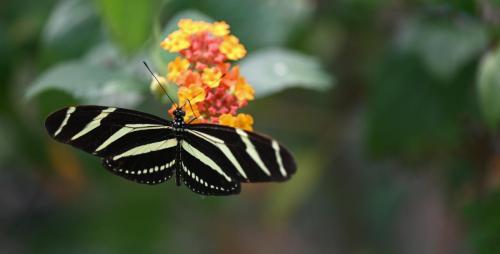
xmin=218 ymin=113 xmax=254 ymax=131
xmin=178 ymin=19 xmax=210 ymax=35
xmin=234 ymin=77 xmax=254 ymax=101
xmin=167 ymin=57 xmax=190 ymax=82
xmin=178 ymin=19 xmax=196 ymax=33
xmin=220 ymin=35 xmax=246 ymax=60
xmin=210 ymin=21 xmax=230 ymax=37
xmin=178 ymin=85 xmax=206 ymax=105
xmin=160 ymin=30 xmax=190 ymax=52
xmin=202 ymin=67 xmax=223 ymax=88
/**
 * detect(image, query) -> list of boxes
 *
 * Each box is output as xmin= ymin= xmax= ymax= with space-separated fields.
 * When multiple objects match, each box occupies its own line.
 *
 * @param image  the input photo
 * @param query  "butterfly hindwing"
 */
xmin=102 ymin=141 xmax=177 ymax=185
xmin=180 ymin=139 xmax=241 ymax=195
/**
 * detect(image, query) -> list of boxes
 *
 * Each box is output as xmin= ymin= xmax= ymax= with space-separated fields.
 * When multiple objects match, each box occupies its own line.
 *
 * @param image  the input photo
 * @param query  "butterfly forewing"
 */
xmin=45 ymin=106 xmax=176 ymax=185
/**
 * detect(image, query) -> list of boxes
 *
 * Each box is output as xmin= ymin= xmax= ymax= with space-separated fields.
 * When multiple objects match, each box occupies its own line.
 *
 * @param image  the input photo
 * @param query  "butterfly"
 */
xmin=44 ymin=63 xmax=296 ymax=196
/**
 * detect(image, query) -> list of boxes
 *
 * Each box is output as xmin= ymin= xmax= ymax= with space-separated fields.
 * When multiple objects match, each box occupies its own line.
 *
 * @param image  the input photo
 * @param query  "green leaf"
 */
xmin=95 ymin=0 xmax=154 ymax=53
xmin=25 ymin=61 xmax=145 ymax=108
xmin=477 ymin=47 xmax=500 ymax=129
xmin=41 ymin=0 xmax=101 ymax=61
xmin=397 ymin=16 xmax=487 ymax=81
xmin=239 ymin=48 xmax=334 ymax=97
xmin=366 ymin=54 xmax=473 ymax=158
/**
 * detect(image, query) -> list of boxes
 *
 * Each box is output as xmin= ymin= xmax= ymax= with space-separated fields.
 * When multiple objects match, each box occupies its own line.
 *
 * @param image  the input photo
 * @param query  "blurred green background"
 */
xmin=2 ymin=0 xmax=500 ymax=253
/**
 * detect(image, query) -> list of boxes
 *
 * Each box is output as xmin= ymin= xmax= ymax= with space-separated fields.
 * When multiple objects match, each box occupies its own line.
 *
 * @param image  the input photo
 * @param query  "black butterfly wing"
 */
xmin=183 ymin=124 xmax=296 ymax=189
xmin=45 ymin=106 xmax=177 ymax=185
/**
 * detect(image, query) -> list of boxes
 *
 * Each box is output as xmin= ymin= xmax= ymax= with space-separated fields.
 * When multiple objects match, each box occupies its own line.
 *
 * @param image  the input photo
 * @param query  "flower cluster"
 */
xmin=158 ymin=19 xmax=255 ymax=131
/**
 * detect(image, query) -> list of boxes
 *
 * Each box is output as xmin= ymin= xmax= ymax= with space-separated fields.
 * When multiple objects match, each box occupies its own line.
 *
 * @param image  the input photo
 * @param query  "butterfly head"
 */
xmin=173 ymin=108 xmax=185 ymax=118
xmin=173 ymin=107 xmax=186 ymax=130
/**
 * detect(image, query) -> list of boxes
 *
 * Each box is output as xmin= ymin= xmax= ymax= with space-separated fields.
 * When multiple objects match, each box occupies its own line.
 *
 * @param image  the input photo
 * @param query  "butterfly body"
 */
xmin=45 ymin=105 xmax=296 ymax=196
xmin=172 ymin=108 xmax=186 ymax=186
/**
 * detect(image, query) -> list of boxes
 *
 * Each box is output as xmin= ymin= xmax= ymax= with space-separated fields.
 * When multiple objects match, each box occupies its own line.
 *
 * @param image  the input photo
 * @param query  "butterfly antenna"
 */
xmin=186 ymin=99 xmax=200 ymax=124
xmin=142 ymin=61 xmax=178 ymax=108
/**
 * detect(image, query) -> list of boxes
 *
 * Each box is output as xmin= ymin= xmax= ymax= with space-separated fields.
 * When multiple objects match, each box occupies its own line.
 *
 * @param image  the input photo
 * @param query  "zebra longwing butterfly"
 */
xmin=44 ymin=62 xmax=296 ymax=196
xmin=45 ymin=105 xmax=296 ymax=196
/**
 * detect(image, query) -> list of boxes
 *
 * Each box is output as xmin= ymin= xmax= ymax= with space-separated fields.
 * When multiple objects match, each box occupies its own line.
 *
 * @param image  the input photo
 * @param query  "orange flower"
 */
xmin=177 ymin=70 xmax=202 ymax=87
xmin=234 ymin=77 xmax=254 ymax=101
xmin=219 ymin=113 xmax=254 ymax=131
xmin=218 ymin=113 xmax=236 ymax=127
xmin=167 ymin=57 xmax=190 ymax=82
xmin=235 ymin=113 xmax=254 ymax=131
xmin=178 ymin=85 xmax=206 ymax=105
xmin=220 ymin=35 xmax=246 ymax=60
xmin=202 ymin=67 xmax=223 ymax=88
